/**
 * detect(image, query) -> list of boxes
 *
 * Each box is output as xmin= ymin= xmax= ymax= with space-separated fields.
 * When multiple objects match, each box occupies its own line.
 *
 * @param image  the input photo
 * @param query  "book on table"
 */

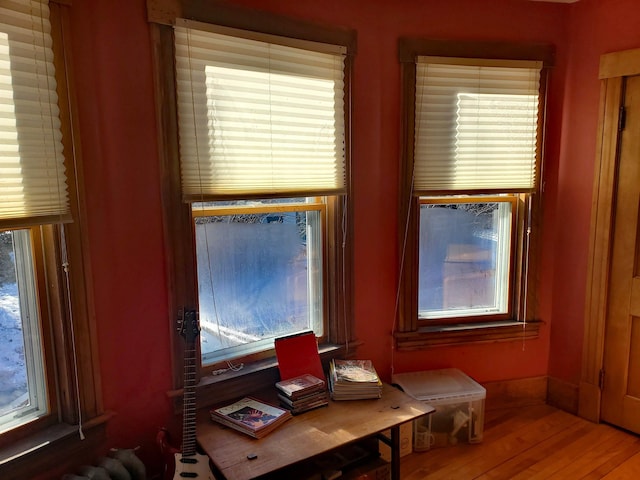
xmin=209 ymin=397 xmax=292 ymax=439
xmin=329 ymin=359 xmax=383 ymax=400
xmin=276 ymin=373 xmax=329 ymax=414
xmin=276 ymin=373 xmax=326 ymax=400
xmin=274 ymin=331 xmax=325 ymax=381
xmin=278 ymin=390 xmax=330 ymax=415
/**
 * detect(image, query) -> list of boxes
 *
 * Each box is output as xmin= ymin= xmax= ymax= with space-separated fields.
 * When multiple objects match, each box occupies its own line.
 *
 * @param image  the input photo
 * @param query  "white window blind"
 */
xmin=414 ymin=57 xmax=542 ymax=194
xmin=0 ymin=0 xmax=69 ymax=228
xmin=174 ymin=20 xmax=347 ymax=201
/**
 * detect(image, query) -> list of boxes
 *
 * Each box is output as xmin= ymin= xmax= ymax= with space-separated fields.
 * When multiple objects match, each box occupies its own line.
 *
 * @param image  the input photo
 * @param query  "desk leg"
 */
xmin=390 ymin=425 xmax=400 ymax=480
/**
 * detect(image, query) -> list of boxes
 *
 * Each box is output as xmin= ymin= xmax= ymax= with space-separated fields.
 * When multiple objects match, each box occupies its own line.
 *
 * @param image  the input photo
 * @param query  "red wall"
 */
xmin=68 ymin=0 xmax=176 ymax=466
xmin=547 ymin=0 xmax=640 ymax=383
xmin=62 ymin=0 xmax=580 ymax=475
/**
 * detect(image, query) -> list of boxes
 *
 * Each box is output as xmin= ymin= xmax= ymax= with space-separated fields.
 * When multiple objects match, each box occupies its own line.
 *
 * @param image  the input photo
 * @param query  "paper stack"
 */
xmin=328 ymin=359 xmax=383 ymax=400
xmin=276 ymin=373 xmax=329 ymax=414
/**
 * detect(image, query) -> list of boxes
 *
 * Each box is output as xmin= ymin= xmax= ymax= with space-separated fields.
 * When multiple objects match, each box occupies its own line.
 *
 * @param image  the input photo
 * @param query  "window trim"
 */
xmin=0 ymin=1 xmax=105 ymax=475
xmin=396 ymin=39 xmax=553 ymax=349
xmin=148 ymin=0 xmax=356 ymax=392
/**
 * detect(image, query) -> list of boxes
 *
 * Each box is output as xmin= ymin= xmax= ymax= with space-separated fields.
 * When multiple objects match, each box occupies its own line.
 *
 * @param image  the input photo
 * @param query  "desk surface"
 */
xmin=196 ymin=384 xmax=434 ymax=480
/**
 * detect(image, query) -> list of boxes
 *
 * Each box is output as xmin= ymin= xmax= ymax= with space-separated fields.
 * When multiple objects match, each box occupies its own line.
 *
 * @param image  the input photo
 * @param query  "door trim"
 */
xmin=580 ymin=48 xmax=640 ymax=422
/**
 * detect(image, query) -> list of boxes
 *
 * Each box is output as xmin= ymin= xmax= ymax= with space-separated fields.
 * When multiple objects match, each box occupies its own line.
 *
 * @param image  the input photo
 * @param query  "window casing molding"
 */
xmin=146 ymin=0 xmax=357 ymax=53
xmin=148 ymin=0 xmax=356 ymax=393
xmin=396 ymin=39 xmax=554 ymax=349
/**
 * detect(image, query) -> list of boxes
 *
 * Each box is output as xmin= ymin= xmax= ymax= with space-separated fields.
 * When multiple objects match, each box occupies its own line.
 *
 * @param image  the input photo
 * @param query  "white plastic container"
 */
xmin=392 ymin=368 xmax=486 ymax=451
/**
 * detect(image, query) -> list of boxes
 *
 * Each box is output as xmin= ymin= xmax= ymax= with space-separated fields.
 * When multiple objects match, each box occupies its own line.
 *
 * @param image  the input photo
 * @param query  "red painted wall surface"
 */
xmin=548 ymin=0 xmax=640 ymax=384
xmin=67 ymin=0 xmax=176 ymax=472
xmin=56 ymin=0 xmax=583 ymax=475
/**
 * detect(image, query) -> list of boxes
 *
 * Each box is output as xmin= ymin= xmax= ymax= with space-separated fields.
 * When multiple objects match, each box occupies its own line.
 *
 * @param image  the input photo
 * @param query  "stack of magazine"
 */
xmin=329 ymin=359 xmax=383 ymax=400
xmin=276 ymin=373 xmax=329 ymax=415
xmin=209 ymin=397 xmax=292 ymax=438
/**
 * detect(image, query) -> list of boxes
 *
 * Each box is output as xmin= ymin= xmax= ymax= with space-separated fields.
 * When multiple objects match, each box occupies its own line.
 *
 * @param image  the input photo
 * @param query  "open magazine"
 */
xmin=210 ymin=397 xmax=292 ymax=438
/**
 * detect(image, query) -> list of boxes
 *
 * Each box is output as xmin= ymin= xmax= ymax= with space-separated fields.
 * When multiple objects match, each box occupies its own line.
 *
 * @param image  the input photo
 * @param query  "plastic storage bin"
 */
xmin=392 ymin=368 xmax=486 ymax=451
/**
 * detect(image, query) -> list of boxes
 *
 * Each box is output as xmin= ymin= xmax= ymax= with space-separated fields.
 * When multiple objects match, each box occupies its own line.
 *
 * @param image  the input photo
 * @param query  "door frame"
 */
xmin=580 ymin=47 xmax=640 ymax=422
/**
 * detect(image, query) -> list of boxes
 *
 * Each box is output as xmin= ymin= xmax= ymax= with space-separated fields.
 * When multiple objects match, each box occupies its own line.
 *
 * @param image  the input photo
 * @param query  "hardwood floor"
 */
xmin=400 ymin=404 xmax=640 ymax=479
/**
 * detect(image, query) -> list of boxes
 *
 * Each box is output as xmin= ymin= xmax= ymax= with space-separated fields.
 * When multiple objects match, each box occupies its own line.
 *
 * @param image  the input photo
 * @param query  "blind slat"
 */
xmin=414 ymin=60 xmax=541 ymax=193
xmin=174 ymin=24 xmax=346 ymax=199
xmin=0 ymin=0 xmax=69 ymax=225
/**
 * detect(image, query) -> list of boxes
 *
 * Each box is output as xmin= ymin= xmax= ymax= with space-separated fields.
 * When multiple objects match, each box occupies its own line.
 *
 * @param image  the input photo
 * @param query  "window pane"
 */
xmin=418 ymin=201 xmax=512 ymax=319
xmin=0 ymin=229 xmax=47 ymax=432
xmin=195 ymin=203 xmax=323 ymax=364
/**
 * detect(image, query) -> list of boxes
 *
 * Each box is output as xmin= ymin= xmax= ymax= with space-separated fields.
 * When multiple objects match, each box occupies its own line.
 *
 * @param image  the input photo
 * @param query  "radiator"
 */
xmin=60 ymin=448 xmax=146 ymax=480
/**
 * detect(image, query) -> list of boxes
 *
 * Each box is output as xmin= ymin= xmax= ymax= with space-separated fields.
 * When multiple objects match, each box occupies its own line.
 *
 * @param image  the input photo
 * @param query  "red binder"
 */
xmin=274 ymin=331 xmax=325 ymax=381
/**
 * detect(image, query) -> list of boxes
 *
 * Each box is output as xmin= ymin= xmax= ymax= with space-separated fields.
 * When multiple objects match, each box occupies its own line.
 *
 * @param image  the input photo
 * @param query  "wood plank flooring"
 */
xmin=401 ymin=404 xmax=640 ymax=479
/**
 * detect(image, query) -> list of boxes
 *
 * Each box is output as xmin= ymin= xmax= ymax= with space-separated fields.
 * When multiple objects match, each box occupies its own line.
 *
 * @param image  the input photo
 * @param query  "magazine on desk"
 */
xmin=210 ymin=397 xmax=292 ymax=439
xmin=278 ymin=390 xmax=330 ymax=415
xmin=332 ymin=359 xmax=380 ymax=383
xmin=329 ymin=359 xmax=383 ymax=400
xmin=276 ymin=373 xmax=326 ymax=400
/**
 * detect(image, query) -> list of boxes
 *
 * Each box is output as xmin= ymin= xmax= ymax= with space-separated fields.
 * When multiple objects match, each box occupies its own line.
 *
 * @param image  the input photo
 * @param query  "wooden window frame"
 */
xmin=147 ymin=0 xmax=356 ymax=406
xmin=0 ymin=2 xmax=107 ymax=478
xmin=396 ymin=39 xmax=555 ymax=350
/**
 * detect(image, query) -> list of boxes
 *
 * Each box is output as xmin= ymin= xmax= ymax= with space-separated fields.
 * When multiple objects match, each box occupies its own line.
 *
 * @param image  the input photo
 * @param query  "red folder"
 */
xmin=274 ymin=331 xmax=325 ymax=381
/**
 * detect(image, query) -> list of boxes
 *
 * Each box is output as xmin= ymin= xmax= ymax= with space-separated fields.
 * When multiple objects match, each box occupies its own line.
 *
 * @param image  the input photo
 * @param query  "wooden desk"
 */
xmin=197 ymin=384 xmax=434 ymax=480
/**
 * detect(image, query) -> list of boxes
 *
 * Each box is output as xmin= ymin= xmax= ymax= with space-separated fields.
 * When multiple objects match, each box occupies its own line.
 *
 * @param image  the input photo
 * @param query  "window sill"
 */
xmin=394 ymin=320 xmax=543 ymax=350
xmin=0 ymin=412 xmax=113 ymax=480
xmin=168 ymin=343 xmax=350 ymax=412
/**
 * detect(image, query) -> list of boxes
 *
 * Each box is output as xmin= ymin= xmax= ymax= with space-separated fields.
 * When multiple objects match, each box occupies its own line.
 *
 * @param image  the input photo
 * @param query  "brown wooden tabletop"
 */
xmin=196 ymin=383 xmax=434 ymax=480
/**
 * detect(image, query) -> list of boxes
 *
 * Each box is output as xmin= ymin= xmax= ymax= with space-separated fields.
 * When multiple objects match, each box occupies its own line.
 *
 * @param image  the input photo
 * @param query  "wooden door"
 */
xmin=601 ymin=75 xmax=640 ymax=432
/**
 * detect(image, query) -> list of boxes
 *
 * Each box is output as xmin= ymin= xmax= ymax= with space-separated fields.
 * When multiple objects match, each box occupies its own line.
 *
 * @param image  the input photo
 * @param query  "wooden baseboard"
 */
xmin=484 ymin=376 xmax=547 ymax=411
xmin=483 ymin=376 xmax=581 ymax=415
xmin=547 ymin=376 xmax=579 ymax=415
